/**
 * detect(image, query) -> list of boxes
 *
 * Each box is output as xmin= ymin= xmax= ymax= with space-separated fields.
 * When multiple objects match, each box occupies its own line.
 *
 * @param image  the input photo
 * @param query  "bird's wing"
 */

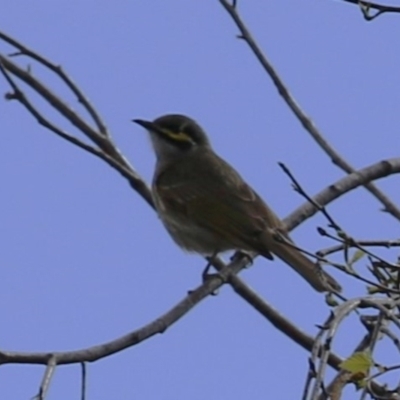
xmin=154 ymin=153 xmax=284 ymax=257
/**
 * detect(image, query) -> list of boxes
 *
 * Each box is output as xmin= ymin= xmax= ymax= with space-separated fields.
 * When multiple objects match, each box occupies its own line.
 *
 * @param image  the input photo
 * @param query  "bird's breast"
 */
xmin=152 ymin=186 xmax=235 ymax=255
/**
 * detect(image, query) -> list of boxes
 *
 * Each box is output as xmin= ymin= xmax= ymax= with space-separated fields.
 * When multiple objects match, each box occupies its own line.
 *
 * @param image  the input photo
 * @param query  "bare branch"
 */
xmin=0 ymin=256 xmax=247 ymax=365
xmin=340 ymin=0 xmax=400 ymax=20
xmin=0 ymin=53 xmax=154 ymax=208
xmin=219 ymin=0 xmax=400 ymax=222
xmin=285 ymin=158 xmax=400 ymax=231
xmin=0 ymin=30 xmax=109 ymax=136
xmin=0 ymin=55 xmax=101 ymax=143
xmin=0 ymin=60 xmax=103 ymax=157
xmin=0 ymin=53 xmax=132 ymax=174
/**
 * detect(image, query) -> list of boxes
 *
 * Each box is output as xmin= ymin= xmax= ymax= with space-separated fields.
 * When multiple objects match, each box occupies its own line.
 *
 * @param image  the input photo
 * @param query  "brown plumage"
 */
xmin=134 ymin=114 xmax=342 ymax=293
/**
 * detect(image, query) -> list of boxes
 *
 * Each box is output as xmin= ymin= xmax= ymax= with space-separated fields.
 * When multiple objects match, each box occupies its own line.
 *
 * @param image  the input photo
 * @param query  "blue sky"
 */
xmin=1 ymin=1 xmax=400 ymax=399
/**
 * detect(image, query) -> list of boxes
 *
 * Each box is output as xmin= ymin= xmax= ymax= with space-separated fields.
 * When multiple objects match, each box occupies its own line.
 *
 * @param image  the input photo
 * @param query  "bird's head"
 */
xmin=133 ymin=114 xmax=211 ymax=161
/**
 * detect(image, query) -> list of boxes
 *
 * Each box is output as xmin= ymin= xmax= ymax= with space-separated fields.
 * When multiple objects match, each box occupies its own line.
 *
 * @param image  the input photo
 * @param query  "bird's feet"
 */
xmin=230 ymin=250 xmax=254 ymax=267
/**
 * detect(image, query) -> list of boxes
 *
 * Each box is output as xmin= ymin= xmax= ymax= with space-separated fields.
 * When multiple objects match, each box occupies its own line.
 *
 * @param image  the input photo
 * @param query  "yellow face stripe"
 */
xmin=163 ymin=130 xmax=192 ymax=143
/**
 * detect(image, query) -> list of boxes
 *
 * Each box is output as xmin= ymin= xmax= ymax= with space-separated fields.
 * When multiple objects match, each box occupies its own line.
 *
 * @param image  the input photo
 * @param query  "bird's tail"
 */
xmin=269 ymin=242 xmax=342 ymax=293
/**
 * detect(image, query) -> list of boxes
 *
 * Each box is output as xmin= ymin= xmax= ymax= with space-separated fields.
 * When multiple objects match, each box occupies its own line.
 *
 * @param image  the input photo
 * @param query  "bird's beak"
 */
xmin=133 ymin=119 xmax=153 ymax=130
xmin=132 ymin=119 xmax=164 ymax=136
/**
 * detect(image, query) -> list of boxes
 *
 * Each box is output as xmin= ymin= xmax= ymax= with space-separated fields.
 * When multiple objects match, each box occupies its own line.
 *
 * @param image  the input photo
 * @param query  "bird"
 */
xmin=133 ymin=114 xmax=342 ymax=293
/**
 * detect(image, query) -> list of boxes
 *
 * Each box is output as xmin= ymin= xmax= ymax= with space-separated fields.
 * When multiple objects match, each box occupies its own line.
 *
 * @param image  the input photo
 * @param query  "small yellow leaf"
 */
xmin=349 ymin=249 xmax=366 ymax=266
xmin=339 ymin=351 xmax=373 ymax=377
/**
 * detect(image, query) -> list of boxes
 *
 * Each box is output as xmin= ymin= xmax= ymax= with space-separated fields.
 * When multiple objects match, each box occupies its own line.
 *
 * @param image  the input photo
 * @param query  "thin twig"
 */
xmin=359 ymin=312 xmax=385 ymax=400
xmin=380 ymin=327 xmax=400 ymax=353
xmin=285 ymin=158 xmax=400 ymax=231
xmin=318 ymin=228 xmax=398 ymax=270
xmin=279 ymin=162 xmax=343 ymax=233
xmin=81 ymin=362 xmax=86 ymax=400
xmin=0 ymin=30 xmax=109 ymax=136
xmin=0 ymin=54 xmax=131 ymax=172
xmin=319 ymin=330 xmax=374 ymax=400
xmin=341 ymin=0 xmax=400 ymax=20
xmin=318 ymin=240 xmax=400 ymax=257
xmin=277 ymin=162 xmax=400 ymax=293
xmin=219 ymin=0 xmax=400 ymax=222
xmin=0 ymin=56 xmax=154 ymax=208
xmin=34 ymin=356 xmax=57 ymax=400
